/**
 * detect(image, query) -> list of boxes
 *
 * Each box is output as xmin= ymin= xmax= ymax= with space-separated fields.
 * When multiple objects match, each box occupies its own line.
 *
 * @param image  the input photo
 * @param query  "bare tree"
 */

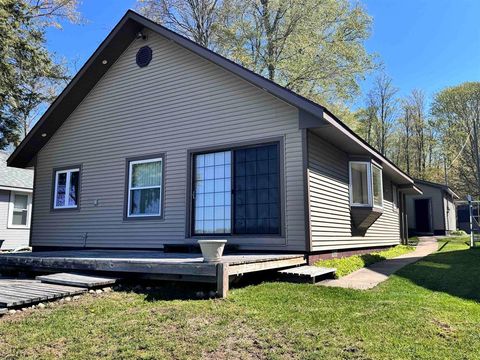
xmin=137 ymin=0 xmax=219 ymax=47
xmin=432 ymin=82 xmax=480 ymax=197
xmin=399 ymin=101 xmax=413 ymax=174
xmin=364 ymin=74 xmax=398 ymax=155
xmin=27 ymin=0 xmax=83 ymax=27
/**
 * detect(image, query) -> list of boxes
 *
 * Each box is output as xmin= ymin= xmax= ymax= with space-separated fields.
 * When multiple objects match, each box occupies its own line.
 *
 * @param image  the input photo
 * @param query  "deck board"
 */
xmin=0 ymin=279 xmax=86 ymax=308
xmin=37 ymin=273 xmax=118 ymax=287
xmin=0 ymin=250 xmax=305 ymax=278
xmin=278 ymin=265 xmax=336 ymax=283
xmin=0 ymin=250 xmax=306 ymax=298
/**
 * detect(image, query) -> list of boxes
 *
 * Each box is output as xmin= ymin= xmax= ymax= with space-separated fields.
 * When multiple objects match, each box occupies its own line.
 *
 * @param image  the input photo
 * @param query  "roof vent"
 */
xmin=136 ymin=46 xmax=152 ymax=68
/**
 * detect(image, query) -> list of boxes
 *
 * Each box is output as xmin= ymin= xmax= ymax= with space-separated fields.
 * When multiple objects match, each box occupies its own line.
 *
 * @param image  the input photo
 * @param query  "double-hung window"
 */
xmin=127 ymin=157 xmax=163 ymax=218
xmin=8 ymin=191 xmax=32 ymax=228
xmin=349 ymin=161 xmax=383 ymax=208
xmin=54 ymin=168 xmax=80 ymax=209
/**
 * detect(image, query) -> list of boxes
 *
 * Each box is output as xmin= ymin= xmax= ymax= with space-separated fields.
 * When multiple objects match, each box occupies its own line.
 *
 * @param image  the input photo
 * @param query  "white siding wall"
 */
xmin=33 ymin=30 xmax=305 ymax=251
xmin=307 ymin=132 xmax=401 ymax=251
xmin=444 ymin=195 xmax=457 ymax=233
xmin=0 ymin=190 xmax=30 ymax=250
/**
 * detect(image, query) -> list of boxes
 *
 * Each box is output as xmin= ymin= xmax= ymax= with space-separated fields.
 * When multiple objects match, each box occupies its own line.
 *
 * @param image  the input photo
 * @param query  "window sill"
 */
xmin=123 ymin=215 xmax=164 ymax=221
xmin=51 ymin=207 xmax=80 ymax=212
xmin=7 ymin=225 xmax=30 ymax=230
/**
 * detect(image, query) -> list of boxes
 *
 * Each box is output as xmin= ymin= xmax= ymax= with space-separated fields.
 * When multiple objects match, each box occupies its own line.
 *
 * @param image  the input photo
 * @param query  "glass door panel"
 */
xmin=193 ymin=151 xmax=232 ymax=234
xmin=234 ymin=144 xmax=280 ymax=234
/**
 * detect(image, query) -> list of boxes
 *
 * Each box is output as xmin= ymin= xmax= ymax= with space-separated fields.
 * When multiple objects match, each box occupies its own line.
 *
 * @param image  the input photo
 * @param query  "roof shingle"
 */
xmin=0 ymin=152 xmax=33 ymax=189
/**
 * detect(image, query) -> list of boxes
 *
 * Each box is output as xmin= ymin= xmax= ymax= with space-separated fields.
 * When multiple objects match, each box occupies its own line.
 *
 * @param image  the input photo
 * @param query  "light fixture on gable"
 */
xmin=136 ymin=31 xmax=147 ymax=40
xmin=102 ymin=59 xmax=108 ymax=65
xmin=41 ymin=133 xmax=47 ymax=137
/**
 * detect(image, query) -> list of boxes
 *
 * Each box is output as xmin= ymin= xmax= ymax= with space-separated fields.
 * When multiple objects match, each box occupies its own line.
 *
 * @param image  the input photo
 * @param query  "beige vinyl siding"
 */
xmin=307 ymin=132 xmax=401 ymax=251
xmin=0 ymin=190 xmax=30 ymax=250
xmin=405 ymin=183 xmax=445 ymax=232
xmin=444 ymin=195 xmax=456 ymax=233
xmin=32 ymin=29 xmax=305 ymax=251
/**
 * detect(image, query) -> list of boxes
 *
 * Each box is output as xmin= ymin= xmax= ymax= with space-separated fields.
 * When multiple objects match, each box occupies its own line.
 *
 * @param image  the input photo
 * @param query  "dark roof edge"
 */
xmin=414 ymin=179 xmax=459 ymax=199
xmin=7 ymin=11 xmax=141 ymax=168
xmin=7 ymin=10 xmax=414 ymax=186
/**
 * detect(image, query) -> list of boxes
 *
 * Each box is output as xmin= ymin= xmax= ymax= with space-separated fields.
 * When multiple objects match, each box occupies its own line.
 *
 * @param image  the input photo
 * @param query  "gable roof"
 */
xmin=7 ymin=10 xmax=415 ymax=187
xmin=0 ymin=152 xmax=33 ymax=190
xmin=415 ymin=179 xmax=459 ymax=199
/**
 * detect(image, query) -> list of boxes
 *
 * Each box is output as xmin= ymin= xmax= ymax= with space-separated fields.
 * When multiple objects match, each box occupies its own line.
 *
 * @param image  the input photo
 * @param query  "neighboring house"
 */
xmin=6 ymin=11 xmax=421 ymax=262
xmin=0 ymin=151 xmax=34 ymax=250
xmin=405 ymin=179 xmax=458 ymax=236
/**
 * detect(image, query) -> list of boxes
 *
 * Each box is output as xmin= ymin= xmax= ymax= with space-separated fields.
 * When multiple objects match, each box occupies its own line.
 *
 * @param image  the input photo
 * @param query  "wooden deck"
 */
xmin=0 ymin=250 xmax=306 ymax=297
xmin=0 ymin=278 xmax=87 ymax=308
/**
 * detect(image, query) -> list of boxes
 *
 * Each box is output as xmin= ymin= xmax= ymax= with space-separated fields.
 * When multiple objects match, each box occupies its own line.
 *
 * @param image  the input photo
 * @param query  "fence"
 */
xmin=456 ymin=199 xmax=480 ymax=247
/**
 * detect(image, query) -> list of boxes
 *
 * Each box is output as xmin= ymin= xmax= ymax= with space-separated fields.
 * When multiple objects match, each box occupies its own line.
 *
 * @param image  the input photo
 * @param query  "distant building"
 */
xmin=0 ymin=151 xmax=34 ymax=250
xmin=405 ymin=179 xmax=458 ymax=236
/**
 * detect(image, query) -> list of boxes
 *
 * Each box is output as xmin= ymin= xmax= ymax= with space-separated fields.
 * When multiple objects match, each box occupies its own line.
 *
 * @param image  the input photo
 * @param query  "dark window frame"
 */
xmin=123 ymin=153 xmax=166 ymax=221
xmin=186 ymin=137 xmax=285 ymax=239
xmin=51 ymin=165 xmax=82 ymax=212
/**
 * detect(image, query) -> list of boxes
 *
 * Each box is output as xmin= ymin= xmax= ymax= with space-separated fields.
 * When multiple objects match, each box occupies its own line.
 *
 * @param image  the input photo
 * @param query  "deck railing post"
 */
xmin=468 ymin=195 xmax=474 ymax=247
xmin=216 ymin=263 xmax=229 ymax=298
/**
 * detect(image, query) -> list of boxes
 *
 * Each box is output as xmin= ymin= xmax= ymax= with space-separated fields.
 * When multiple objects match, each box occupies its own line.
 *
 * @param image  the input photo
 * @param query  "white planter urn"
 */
xmin=198 ymin=240 xmax=227 ymax=262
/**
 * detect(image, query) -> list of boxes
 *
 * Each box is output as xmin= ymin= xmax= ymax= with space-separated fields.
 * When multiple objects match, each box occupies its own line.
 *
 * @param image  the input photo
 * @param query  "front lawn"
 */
xmin=314 ymin=244 xmax=415 ymax=277
xmin=0 ymin=236 xmax=479 ymax=359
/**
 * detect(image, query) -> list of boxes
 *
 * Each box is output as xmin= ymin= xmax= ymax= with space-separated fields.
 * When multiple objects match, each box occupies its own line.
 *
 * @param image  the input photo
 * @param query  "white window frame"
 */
xmin=349 ymin=161 xmax=372 ymax=207
xmin=349 ymin=161 xmax=384 ymax=208
xmin=127 ymin=157 xmax=163 ymax=218
xmin=54 ymin=168 xmax=80 ymax=209
xmin=8 ymin=191 xmax=32 ymax=229
xmin=392 ymin=184 xmax=398 ymax=211
xmin=372 ymin=164 xmax=384 ymax=209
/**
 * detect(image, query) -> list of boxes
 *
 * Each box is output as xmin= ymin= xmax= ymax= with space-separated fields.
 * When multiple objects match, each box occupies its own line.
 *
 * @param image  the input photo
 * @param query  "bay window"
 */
xmin=127 ymin=156 xmax=164 ymax=218
xmin=349 ymin=161 xmax=383 ymax=208
xmin=372 ymin=165 xmax=383 ymax=207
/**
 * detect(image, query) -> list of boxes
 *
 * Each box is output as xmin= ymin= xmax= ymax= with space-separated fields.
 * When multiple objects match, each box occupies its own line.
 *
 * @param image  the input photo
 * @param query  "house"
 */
xmin=6 ymin=11 xmax=421 ymax=264
xmin=0 ymin=151 xmax=34 ymax=250
xmin=405 ymin=179 xmax=458 ymax=236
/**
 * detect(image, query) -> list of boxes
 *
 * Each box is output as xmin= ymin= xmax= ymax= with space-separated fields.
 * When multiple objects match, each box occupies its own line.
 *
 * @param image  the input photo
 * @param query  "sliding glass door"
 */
xmin=192 ymin=143 xmax=280 ymax=236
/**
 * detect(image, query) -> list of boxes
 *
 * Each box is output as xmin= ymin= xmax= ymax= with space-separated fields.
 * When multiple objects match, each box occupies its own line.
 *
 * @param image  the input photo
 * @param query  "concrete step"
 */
xmin=0 ymin=308 xmax=7 ymax=316
xmin=278 ymin=265 xmax=336 ymax=284
xmin=36 ymin=273 xmax=118 ymax=288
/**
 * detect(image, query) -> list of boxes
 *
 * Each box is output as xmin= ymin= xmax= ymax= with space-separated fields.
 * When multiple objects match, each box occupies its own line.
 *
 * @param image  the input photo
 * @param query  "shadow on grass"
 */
xmin=395 ymin=247 xmax=480 ymax=302
xmin=118 ymin=271 xmax=281 ymax=301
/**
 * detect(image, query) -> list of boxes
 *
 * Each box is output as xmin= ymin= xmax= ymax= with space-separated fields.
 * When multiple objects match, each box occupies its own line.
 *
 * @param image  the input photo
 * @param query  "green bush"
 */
xmin=315 ymin=245 xmax=415 ymax=278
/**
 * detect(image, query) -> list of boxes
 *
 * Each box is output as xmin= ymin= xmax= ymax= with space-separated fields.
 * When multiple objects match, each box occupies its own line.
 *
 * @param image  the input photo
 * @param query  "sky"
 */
xmin=45 ymin=0 xmax=480 ymax=108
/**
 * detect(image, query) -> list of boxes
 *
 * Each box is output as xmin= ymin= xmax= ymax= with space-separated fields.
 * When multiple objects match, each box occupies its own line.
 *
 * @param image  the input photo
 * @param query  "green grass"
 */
xmin=314 ymin=244 xmax=415 ymax=277
xmin=0 ymin=236 xmax=479 ymax=359
xmin=408 ymin=236 xmax=420 ymax=245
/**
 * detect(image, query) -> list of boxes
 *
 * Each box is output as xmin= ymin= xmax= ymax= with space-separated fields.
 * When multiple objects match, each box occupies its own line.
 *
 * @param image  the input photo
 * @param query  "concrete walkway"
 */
xmin=318 ymin=237 xmax=438 ymax=290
